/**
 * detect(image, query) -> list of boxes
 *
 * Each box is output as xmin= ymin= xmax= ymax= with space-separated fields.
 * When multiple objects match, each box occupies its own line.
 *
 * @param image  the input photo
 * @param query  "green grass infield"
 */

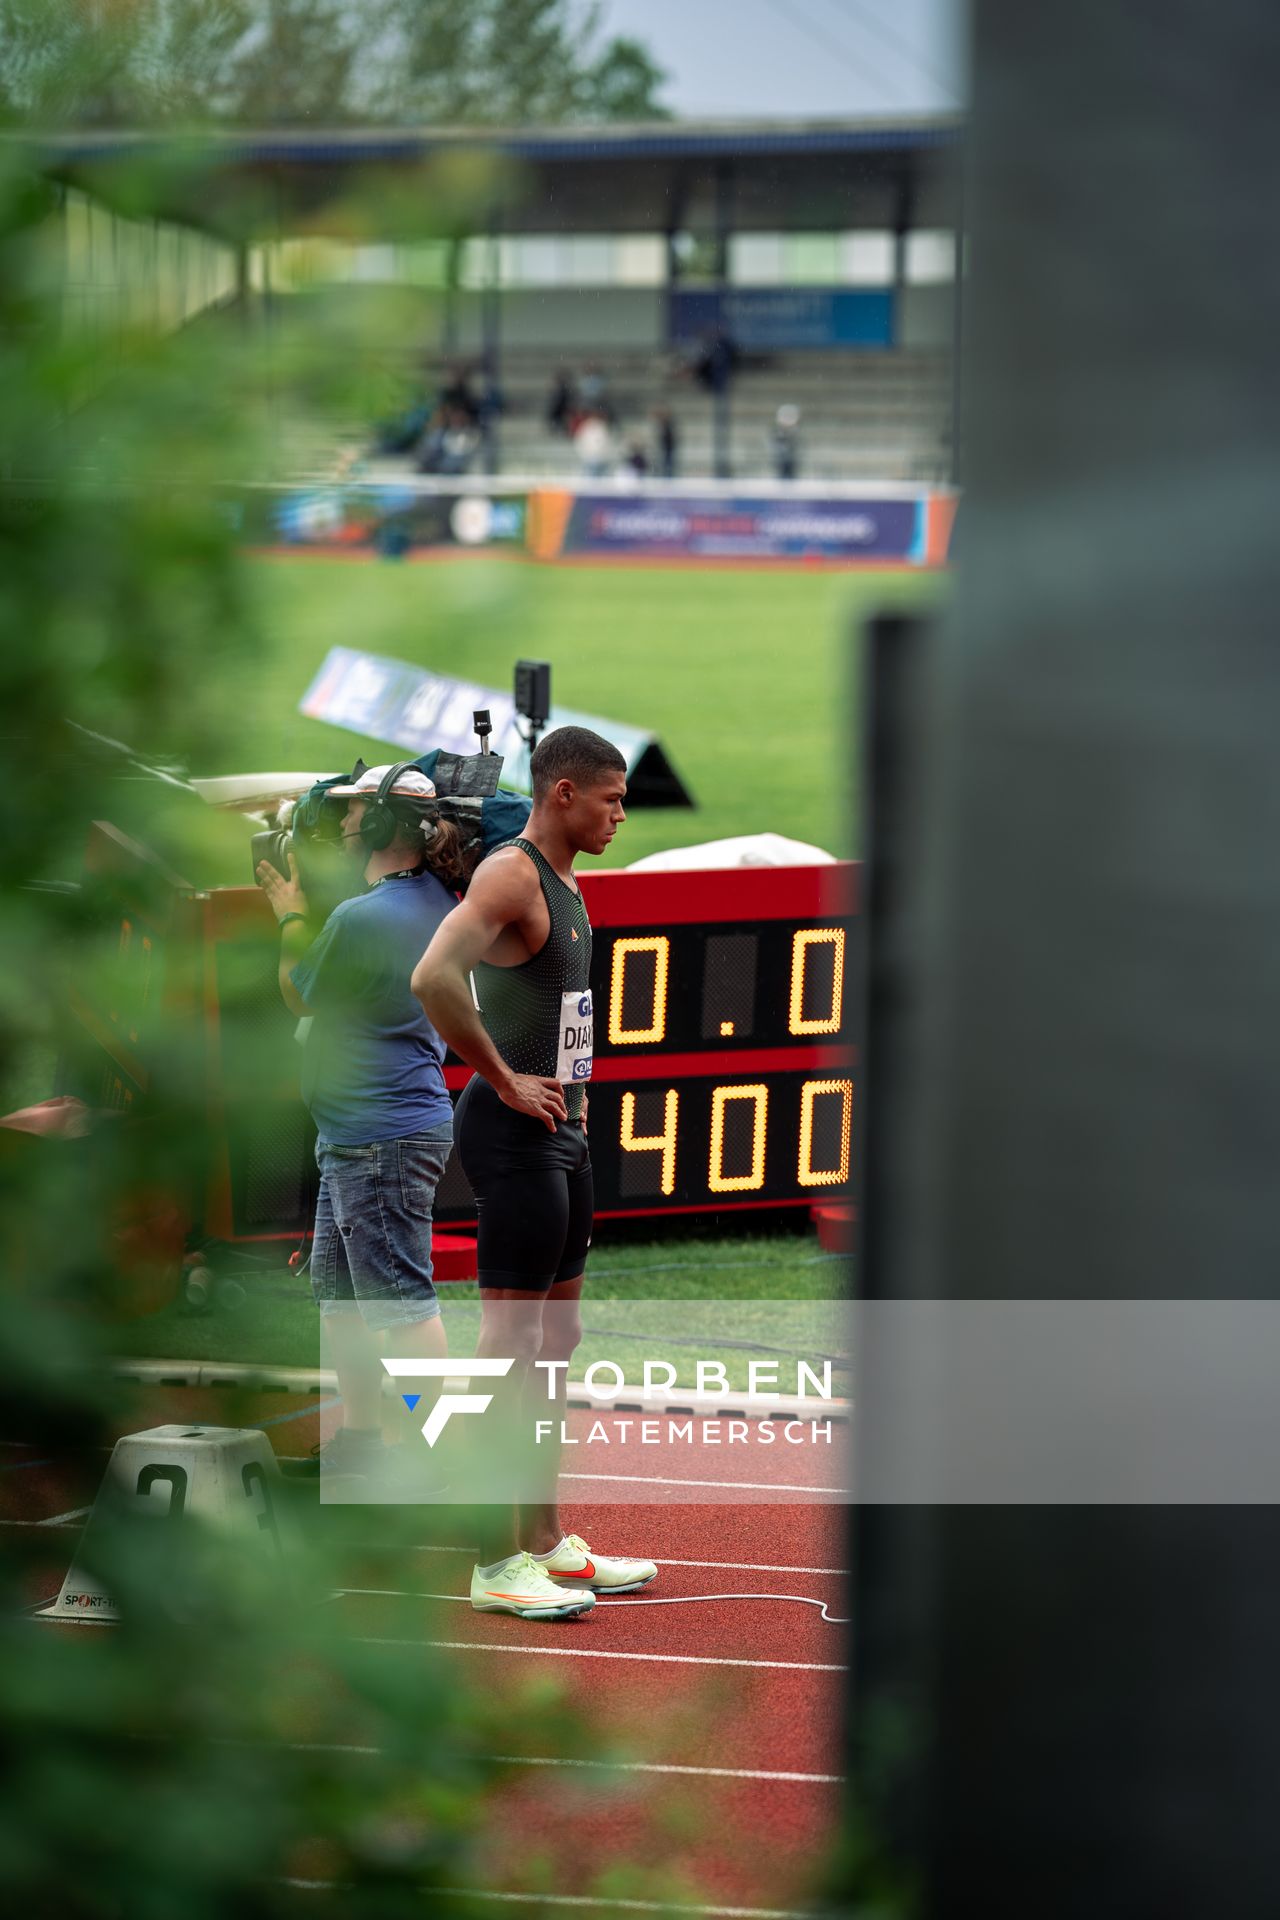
xmin=114 ymin=1230 xmax=848 ymax=1394
xmin=234 ymin=554 xmax=945 ymax=863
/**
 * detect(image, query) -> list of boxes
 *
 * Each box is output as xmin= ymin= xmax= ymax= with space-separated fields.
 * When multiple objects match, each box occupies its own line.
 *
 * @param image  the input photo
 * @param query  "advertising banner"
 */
xmin=669 ymin=287 xmax=895 ymax=351
xmin=246 ymin=481 xmax=952 ymax=568
xmin=252 ymin=483 xmax=528 ymax=553
xmin=298 ymin=647 xmax=693 ymax=805
xmin=551 ymin=491 xmax=927 ymax=563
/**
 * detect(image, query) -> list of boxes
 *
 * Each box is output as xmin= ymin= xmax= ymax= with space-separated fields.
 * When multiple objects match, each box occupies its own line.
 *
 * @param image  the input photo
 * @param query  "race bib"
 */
xmin=555 ymin=988 xmax=594 ymax=1084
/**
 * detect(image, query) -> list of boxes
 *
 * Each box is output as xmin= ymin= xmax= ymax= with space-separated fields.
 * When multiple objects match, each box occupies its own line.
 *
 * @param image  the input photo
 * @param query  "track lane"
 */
xmin=5 ymin=1410 xmax=848 ymax=1897
xmin=457 ymin=1767 xmax=839 ymax=1911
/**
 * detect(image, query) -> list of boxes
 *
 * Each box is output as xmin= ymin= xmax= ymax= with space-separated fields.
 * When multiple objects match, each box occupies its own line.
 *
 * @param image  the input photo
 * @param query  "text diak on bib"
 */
xmin=556 ymin=988 xmax=594 ymax=1084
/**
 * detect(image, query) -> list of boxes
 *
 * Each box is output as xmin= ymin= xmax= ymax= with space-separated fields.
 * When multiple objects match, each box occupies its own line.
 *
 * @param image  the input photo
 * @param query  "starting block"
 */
xmin=38 ymin=1423 xmax=287 ymax=1625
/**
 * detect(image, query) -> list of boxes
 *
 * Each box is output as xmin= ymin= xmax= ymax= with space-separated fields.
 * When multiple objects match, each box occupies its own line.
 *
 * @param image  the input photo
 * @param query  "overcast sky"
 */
xmin=601 ymin=0 xmax=967 ymax=120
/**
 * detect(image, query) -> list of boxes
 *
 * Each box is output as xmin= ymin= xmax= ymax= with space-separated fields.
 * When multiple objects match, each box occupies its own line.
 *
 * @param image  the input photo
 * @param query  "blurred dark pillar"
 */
xmin=713 ymin=159 xmax=733 ymax=480
xmin=481 ymin=215 xmax=502 ymax=476
xmin=233 ymin=242 xmax=251 ymax=317
xmin=441 ymin=234 xmax=461 ymax=360
xmin=849 ymin=2 xmax=1280 ymax=1916
xmin=948 ymin=172 xmax=963 ymax=486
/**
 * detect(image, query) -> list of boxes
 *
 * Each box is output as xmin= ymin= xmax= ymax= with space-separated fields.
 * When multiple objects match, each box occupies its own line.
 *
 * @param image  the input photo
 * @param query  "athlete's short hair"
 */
xmin=530 ymin=726 xmax=626 ymax=800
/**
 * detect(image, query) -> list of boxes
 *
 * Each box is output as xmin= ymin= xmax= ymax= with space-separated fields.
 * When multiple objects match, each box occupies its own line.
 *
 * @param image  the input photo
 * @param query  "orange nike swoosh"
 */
xmin=485 ymin=1592 xmax=565 ymax=1604
xmin=553 ymin=1559 xmax=596 ymax=1579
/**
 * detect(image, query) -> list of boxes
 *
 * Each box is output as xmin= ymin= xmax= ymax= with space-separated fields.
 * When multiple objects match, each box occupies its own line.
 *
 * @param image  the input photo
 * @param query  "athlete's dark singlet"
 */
xmin=473 ymin=837 xmax=593 ymax=1120
xmin=458 ymin=839 xmax=594 ymax=1289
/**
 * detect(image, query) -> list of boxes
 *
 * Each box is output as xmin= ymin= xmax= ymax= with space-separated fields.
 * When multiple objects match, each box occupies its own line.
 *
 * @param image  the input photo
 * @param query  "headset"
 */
xmin=358 ymin=762 xmax=427 ymax=852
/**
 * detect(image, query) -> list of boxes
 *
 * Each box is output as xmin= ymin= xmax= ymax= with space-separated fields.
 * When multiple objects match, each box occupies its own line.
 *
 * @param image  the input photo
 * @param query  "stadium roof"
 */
xmin=25 ymin=115 xmax=962 ymax=239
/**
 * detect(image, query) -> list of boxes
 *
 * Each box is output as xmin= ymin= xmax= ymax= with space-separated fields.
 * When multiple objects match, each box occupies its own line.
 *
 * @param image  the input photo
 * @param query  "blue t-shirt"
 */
xmin=290 ymin=871 xmax=455 ymax=1145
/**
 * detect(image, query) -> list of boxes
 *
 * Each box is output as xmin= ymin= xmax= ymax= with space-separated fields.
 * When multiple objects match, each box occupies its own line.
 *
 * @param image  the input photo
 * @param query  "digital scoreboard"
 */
xmin=64 ymin=828 xmax=856 ymax=1236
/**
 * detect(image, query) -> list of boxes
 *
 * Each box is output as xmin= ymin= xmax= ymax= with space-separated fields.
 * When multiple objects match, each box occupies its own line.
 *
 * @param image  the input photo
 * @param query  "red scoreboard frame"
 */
xmin=511 ymin=861 xmax=858 ymax=1222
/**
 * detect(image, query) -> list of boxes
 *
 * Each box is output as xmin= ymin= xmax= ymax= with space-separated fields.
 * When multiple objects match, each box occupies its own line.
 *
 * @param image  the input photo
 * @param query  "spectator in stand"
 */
xmin=578 ymin=361 xmax=614 ymax=424
xmin=694 ymin=325 xmax=739 ymax=397
xmin=573 ymin=410 xmax=615 ymax=479
xmin=546 ymin=368 xmax=576 ymax=437
xmin=438 ymin=363 xmax=481 ymax=424
xmin=417 ymin=404 xmax=480 ymax=476
xmin=771 ymin=405 xmax=801 ymax=481
xmin=622 ymin=439 xmax=649 ymax=478
xmin=651 ymin=407 xmax=678 ymax=479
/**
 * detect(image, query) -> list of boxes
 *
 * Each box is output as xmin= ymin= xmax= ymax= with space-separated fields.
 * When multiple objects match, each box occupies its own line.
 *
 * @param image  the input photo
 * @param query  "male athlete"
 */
xmin=411 ymin=725 xmax=657 ymax=1620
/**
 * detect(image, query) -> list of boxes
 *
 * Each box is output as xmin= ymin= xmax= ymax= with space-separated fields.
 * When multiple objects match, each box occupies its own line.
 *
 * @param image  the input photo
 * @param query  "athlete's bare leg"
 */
xmin=472 ymin=1288 xmax=550 ymax=1565
xmin=518 ymin=1272 xmax=585 ymax=1554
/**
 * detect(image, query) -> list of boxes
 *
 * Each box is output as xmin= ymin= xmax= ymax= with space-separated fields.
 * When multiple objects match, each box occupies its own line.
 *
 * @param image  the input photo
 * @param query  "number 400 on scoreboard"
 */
xmin=570 ymin=863 xmax=856 ymax=1220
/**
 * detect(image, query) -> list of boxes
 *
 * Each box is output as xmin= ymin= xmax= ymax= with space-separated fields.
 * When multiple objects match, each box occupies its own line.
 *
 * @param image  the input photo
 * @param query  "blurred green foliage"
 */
xmin=0 ymin=141 xmax=721 ymax=1919
xmin=0 ymin=0 xmax=671 ymax=130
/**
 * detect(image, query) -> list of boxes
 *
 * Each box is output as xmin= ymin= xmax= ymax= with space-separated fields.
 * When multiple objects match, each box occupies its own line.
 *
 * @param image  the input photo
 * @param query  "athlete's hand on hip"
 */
xmin=256 ymin=850 xmax=308 ymax=924
xmin=501 ymin=1073 xmax=568 ymax=1132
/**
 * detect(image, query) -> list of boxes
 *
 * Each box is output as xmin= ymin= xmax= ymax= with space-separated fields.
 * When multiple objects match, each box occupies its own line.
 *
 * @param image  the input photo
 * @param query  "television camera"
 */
xmin=248 ymin=712 xmax=521 ymax=916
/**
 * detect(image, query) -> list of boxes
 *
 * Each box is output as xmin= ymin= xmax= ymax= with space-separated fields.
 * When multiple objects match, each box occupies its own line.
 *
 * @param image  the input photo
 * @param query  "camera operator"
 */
xmin=256 ymin=763 xmax=466 ymax=1483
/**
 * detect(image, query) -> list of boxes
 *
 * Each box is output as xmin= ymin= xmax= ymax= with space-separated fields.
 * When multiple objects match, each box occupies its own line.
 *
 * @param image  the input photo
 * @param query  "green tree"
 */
xmin=586 ymin=35 xmax=671 ymax=122
xmin=0 ymin=0 xmax=671 ymax=128
xmin=360 ymin=0 xmax=673 ymax=124
xmin=0 ymin=0 xmax=254 ymax=126
xmin=225 ymin=0 xmax=360 ymax=126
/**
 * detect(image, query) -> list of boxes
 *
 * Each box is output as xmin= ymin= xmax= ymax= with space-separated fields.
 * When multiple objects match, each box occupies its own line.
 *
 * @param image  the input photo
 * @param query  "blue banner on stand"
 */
xmin=562 ymin=493 xmax=925 ymax=562
xmin=670 ymin=288 xmax=894 ymax=351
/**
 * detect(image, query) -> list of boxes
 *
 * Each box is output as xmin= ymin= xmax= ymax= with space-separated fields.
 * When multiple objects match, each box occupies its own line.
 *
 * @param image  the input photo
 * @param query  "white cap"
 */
xmin=326 ymin=764 xmax=437 ymax=800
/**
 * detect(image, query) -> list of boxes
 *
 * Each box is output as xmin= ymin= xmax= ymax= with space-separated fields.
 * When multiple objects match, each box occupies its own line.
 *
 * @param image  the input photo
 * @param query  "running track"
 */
xmin=4 ymin=1384 xmax=848 ymax=1917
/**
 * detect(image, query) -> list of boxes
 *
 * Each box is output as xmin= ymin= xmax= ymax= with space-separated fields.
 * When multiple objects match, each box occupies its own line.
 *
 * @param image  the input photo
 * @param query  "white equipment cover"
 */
xmin=626 ymin=832 xmax=836 ymax=873
xmin=189 ymin=772 xmax=337 ymax=813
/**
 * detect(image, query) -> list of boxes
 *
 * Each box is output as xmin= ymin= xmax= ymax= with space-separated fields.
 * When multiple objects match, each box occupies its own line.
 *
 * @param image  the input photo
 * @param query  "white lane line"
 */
xmin=559 ymin=1473 xmax=847 ymax=1495
xmin=37 ymin=1506 xmax=91 ymax=1526
xmin=491 ymin=1754 xmax=840 ymax=1786
xmin=0 ymin=1518 xmax=83 ymax=1530
xmin=358 ymin=1637 xmax=845 ymax=1673
xmin=451 ymin=1893 xmax=811 ymax=1918
xmin=334 ymin=1588 xmax=848 ymax=1624
xmin=446 ymin=1893 xmax=811 ymax=1918
xmin=280 ymin=1743 xmax=841 ymax=1785
xmin=283 ymin=1884 xmax=812 ymax=1917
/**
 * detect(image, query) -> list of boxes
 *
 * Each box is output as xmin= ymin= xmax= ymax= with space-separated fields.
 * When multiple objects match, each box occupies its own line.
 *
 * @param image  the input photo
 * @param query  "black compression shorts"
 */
xmin=455 ymin=1074 xmax=594 ymax=1293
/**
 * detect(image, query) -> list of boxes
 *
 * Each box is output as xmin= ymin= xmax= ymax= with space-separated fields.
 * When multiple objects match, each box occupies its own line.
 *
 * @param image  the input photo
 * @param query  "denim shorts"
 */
xmin=311 ymin=1124 xmax=454 ymax=1332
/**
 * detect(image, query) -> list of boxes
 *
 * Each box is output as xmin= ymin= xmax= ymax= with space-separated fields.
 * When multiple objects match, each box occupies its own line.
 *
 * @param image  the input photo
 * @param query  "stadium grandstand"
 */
xmin=30 ymin=116 xmax=961 ymax=489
